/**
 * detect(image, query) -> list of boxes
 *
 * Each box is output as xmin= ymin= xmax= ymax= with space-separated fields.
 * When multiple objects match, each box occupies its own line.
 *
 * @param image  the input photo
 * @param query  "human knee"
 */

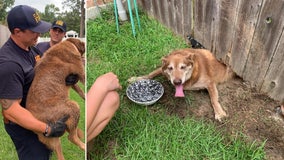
xmin=106 ymin=91 xmax=120 ymax=110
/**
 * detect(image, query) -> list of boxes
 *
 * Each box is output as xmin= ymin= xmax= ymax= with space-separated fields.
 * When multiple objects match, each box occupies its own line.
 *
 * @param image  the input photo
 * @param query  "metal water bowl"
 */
xmin=126 ymin=79 xmax=164 ymax=105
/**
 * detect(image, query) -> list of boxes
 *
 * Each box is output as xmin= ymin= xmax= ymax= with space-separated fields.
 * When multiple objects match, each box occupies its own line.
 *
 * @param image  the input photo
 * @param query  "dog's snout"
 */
xmin=173 ymin=79 xmax=182 ymax=85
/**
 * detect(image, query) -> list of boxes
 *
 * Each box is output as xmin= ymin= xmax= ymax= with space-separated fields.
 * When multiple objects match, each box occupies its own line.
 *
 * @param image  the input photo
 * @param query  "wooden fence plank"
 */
xmin=137 ymin=0 xmax=284 ymax=101
xmin=174 ymin=0 xmax=183 ymax=36
xmin=213 ymin=0 xmax=239 ymax=63
xmin=193 ymin=0 xmax=205 ymax=41
xmin=0 ymin=25 xmax=10 ymax=47
xmin=242 ymin=0 xmax=284 ymax=89
xmin=182 ymin=0 xmax=193 ymax=38
xmin=160 ymin=0 xmax=170 ymax=27
xmin=138 ymin=0 xmax=152 ymax=14
xmin=152 ymin=0 xmax=161 ymax=22
xmin=193 ymin=0 xmax=217 ymax=51
xmin=231 ymin=0 xmax=262 ymax=77
xmin=167 ymin=0 xmax=177 ymax=34
xmin=261 ymin=28 xmax=284 ymax=101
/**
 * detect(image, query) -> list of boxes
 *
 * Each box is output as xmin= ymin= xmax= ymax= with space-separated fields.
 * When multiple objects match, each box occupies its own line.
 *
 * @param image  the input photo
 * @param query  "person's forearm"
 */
xmin=3 ymin=102 xmax=47 ymax=133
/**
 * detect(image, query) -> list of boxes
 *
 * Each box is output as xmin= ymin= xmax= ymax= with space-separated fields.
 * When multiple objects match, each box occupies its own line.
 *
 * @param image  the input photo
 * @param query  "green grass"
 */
xmin=0 ymin=88 xmax=85 ymax=160
xmin=87 ymin=7 xmax=266 ymax=160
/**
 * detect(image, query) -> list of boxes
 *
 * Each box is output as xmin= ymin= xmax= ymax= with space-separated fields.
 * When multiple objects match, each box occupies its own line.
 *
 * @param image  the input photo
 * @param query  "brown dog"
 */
xmin=26 ymin=38 xmax=85 ymax=160
xmin=129 ymin=48 xmax=234 ymax=121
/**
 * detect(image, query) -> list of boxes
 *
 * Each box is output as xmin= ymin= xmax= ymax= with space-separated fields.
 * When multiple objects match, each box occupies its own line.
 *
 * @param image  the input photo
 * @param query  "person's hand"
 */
xmin=95 ymin=72 xmax=122 ymax=92
xmin=65 ymin=73 xmax=79 ymax=86
xmin=44 ymin=115 xmax=69 ymax=137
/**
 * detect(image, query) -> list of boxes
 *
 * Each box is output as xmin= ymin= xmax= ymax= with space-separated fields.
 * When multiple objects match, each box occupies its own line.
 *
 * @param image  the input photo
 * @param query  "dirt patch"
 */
xmin=157 ymin=76 xmax=284 ymax=160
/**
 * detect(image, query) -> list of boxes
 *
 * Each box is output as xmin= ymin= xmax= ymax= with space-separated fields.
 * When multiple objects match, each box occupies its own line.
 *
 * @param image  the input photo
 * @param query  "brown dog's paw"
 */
xmin=127 ymin=76 xmax=144 ymax=83
xmin=214 ymin=111 xmax=228 ymax=122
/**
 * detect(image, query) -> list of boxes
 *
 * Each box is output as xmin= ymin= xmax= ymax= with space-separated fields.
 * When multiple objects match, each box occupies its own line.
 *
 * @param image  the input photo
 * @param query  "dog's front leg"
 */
xmin=72 ymin=84 xmax=85 ymax=100
xmin=207 ymin=82 xmax=227 ymax=121
xmin=128 ymin=67 xmax=163 ymax=83
xmin=76 ymin=72 xmax=85 ymax=100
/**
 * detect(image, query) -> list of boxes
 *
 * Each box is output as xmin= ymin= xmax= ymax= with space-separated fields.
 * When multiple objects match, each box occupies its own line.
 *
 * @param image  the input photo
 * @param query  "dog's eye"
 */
xmin=168 ymin=66 xmax=173 ymax=71
xmin=181 ymin=66 xmax=186 ymax=70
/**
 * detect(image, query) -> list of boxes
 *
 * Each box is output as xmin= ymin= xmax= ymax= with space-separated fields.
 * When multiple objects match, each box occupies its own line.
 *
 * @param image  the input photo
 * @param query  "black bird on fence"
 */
xmin=187 ymin=35 xmax=205 ymax=49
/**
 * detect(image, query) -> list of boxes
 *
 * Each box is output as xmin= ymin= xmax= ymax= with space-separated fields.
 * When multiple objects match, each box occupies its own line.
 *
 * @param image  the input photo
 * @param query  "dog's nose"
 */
xmin=173 ymin=79 xmax=182 ymax=85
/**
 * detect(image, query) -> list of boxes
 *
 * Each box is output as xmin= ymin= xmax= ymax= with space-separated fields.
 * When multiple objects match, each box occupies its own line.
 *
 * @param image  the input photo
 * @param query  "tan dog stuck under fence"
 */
xmin=129 ymin=48 xmax=234 ymax=121
xmin=26 ymin=38 xmax=85 ymax=160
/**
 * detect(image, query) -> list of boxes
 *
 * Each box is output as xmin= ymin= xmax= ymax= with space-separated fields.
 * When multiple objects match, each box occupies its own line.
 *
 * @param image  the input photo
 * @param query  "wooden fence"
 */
xmin=0 ymin=25 xmax=10 ymax=47
xmin=137 ymin=0 xmax=284 ymax=102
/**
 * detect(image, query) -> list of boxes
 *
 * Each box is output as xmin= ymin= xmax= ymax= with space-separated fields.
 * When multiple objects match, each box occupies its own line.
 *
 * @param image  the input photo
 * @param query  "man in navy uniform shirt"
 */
xmin=36 ymin=20 xmax=67 ymax=55
xmin=0 ymin=5 xmax=68 ymax=160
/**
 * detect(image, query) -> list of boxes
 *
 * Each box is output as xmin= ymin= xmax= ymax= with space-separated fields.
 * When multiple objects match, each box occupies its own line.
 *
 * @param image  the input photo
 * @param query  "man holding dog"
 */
xmin=36 ymin=20 xmax=67 ymax=55
xmin=0 ymin=5 xmax=68 ymax=160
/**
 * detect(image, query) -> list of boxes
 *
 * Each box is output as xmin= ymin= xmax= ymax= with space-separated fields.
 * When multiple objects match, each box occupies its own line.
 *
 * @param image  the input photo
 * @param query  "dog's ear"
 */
xmin=185 ymin=54 xmax=195 ymax=66
xmin=66 ymin=38 xmax=85 ymax=55
xmin=76 ymin=41 xmax=85 ymax=55
xmin=161 ymin=56 xmax=169 ymax=70
xmin=187 ymin=54 xmax=195 ymax=61
xmin=161 ymin=56 xmax=168 ymax=65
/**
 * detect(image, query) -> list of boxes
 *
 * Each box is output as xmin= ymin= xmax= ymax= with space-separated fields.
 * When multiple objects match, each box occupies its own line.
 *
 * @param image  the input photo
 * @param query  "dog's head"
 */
xmin=65 ymin=38 xmax=85 ymax=56
xmin=161 ymin=50 xmax=195 ymax=86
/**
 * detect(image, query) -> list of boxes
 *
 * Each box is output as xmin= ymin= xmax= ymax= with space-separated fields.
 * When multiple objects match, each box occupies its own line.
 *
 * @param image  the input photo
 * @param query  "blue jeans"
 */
xmin=4 ymin=122 xmax=52 ymax=160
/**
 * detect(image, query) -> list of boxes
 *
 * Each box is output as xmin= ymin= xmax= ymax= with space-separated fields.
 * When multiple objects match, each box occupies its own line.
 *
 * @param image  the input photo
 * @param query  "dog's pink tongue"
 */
xmin=175 ymin=85 xmax=185 ymax=97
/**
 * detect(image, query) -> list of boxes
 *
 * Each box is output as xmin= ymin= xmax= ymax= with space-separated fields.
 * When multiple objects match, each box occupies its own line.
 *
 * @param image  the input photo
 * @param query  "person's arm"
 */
xmin=1 ymin=99 xmax=68 ymax=137
xmin=1 ymin=99 xmax=48 ymax=133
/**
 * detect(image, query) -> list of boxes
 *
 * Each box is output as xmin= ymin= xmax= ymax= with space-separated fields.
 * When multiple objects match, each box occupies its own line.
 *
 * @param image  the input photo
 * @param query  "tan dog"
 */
xmin=26 ymin=38 xmax=85 ymax=160
xmin=129 ymin=48 xmax=234 ymax=121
